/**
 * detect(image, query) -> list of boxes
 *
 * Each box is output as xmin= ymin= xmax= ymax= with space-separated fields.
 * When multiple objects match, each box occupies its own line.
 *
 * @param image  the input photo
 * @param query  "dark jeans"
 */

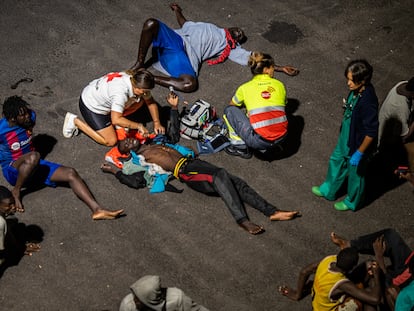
xmin=350 ymin=228 xmax=412 ymax=284
xmin=224 ymin=106 xmax=285 ymax=151
xmin=178 ymin=159 xmax=277 ymax=223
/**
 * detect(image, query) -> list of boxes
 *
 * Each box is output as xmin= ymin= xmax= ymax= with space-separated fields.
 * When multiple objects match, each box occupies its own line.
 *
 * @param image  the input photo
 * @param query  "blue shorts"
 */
xmin=3 ymin=159 xmax=61 ymax=188
xmin=153 ymin=21 xmax=196 ymax=78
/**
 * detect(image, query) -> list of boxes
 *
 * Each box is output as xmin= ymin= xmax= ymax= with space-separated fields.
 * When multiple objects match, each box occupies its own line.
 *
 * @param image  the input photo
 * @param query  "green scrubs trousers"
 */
xmin=319 ymin=93 xmax=366 ymax=210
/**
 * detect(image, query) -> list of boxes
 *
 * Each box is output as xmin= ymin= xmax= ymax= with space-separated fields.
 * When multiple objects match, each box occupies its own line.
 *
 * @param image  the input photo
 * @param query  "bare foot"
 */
xmin=92 ymin=209 xmax=124 ymax=220
xmin=239 ymin=220 xmax=265 ymax=235
xmin=24 ymin=242 xmax=41 ymax=256
xmin=278 ymin=285 xmax=300 ymax=301
xmin=269 ymin=210 xmax=300 ymax=221
xmin=330 ymin=232 xmax=350 ymax=249
xmin=100 ymin=163 xmax=116 ymax=174
xmin=12 ymin=190 xmax=24 ymax=213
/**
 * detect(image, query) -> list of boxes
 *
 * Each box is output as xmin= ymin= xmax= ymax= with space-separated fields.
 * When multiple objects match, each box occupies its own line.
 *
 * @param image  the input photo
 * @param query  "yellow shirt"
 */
xmin=232 ymin=74 xmax=286 ymax=110
xmin=232 ymin=74 xmax=287 ymax=140
xmin=312 ymin=255 xmax=350 ymax=310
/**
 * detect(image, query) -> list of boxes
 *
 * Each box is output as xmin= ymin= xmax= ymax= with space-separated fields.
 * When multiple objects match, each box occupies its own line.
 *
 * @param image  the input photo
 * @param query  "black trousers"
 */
xmin=178 ymin=159 xmax=277 ymax=223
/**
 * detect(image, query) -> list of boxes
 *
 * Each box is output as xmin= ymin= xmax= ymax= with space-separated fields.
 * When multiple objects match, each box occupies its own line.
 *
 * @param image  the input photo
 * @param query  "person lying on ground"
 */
xmin=0 ymin=96 xmax=124 ymax=220
xmin=278 ymin=247 xmax=383 ymax=311
xmin=131 ymin=3 xmax=299 ymax=92
xmin=102 ymin=92 xmax=300 ymax=234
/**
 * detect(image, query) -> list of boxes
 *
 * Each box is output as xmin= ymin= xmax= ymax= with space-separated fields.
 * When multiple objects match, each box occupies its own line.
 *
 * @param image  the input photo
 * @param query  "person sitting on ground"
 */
xmin=62 ymin=69 xmax=165 ymax=146
xmin=102 ymin=92 xmax=300 ymax=235
xmin=130 ymin=3 xmax=299 ymax=93
xmin=0 ymin=185 xmax=40 ymax=267
xmin=378 ymin=77 xmax=414 ymax=186
xmin=330 ymin=229 xmax=413 ymax=310
xmin=278 ymin=247 xmax=383 ymax=311
xmin=119 ymin=275 xmax=209 ymax=311
xmin=223 ymin=52 xmax=289 ymax=159
xmin=0 ymin=96 xmax=123 ymax=220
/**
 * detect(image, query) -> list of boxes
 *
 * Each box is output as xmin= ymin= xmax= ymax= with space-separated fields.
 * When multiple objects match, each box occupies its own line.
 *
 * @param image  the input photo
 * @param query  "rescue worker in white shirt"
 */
xmin=63 ymin=69 xmax=165 ymax=146
xmin=224 ymin=52 xmax=288 ymax=159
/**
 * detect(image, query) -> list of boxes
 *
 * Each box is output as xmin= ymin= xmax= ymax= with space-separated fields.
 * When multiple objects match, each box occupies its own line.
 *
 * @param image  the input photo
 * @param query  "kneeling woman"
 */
xmin=224 ymin=52 xmax=288 ymax=158
xmin=63 ymin=69 xmax=165 ymax=146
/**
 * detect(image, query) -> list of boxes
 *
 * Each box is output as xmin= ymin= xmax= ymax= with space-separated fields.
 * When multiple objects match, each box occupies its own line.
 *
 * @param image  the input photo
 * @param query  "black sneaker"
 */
xmin=224 ymin=145 xmax=253 ymax=159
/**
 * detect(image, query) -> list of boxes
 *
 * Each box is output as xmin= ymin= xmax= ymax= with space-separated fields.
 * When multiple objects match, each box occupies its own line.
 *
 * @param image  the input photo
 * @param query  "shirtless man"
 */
xmin=102 ymin=91 xmax=299 ymax=234
xmin=103 ymin=136 xmax=299 ymax=234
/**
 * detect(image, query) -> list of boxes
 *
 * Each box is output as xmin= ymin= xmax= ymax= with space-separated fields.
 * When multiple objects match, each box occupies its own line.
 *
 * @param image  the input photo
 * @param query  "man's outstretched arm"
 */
xmin=278 ymin=261 xmax=319 ymax=301
xmin=170 ymin=3 xmax=187 ymax=27
xmin=274 ymin=65 xmax=300 ymax=76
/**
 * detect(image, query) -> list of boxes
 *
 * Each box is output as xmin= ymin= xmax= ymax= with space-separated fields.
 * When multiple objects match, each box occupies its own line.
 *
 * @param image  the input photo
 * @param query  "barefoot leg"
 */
xmin=269 ymin=210 xmax=300 ymax=221
xmin=239 ymin=220 xmax=265 ymax=235
xmin=330 ymin=232 xmax=351 ymax=249
xmin=92 ymin=209 xmax=124 ymax=220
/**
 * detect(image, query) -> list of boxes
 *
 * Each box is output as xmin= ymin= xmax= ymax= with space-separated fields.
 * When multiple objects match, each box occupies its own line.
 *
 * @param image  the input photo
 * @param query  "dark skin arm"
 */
xmin=334 ymin=262 xmax=382 ymax=306
xmin=170 ymin=3 xmax=187 ymax=27
xmin=278 ymin=261 xmax=319 ymax=301
xmin=275 ymin=65 xmax=300 ymax=77
xmin=372 ymin=235 xmax=387 ymax=275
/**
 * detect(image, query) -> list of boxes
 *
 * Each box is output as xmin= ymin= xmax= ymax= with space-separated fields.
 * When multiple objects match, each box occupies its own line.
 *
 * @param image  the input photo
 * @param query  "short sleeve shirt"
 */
xmin=379 ymin=81 xmax=411 ymax=138
xmin=232 ymin=74 xmax=286 ymax=112
xmin=175 ymin=21 xmax=251 ymax=73
xmin=0 ymin=111 xmax=35 ymax=169
xmin=81 ymin=72 xmax=152 ymax=115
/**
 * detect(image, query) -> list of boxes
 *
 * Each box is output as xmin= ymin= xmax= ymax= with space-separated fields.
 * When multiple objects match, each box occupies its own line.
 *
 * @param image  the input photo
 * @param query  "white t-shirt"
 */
xmin=81 ymin=71 xmax=152 ymax=115
xmin=379 ymin=81 xmax=412 ymax=138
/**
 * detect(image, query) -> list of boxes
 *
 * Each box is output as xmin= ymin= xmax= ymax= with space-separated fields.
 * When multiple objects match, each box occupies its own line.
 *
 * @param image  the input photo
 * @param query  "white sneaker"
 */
xmin=63 ymin=112 xmax=79 ymax=138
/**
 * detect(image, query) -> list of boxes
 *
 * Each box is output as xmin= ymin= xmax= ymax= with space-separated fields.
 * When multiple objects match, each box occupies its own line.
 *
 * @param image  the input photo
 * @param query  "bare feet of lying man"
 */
xmin=239 ymin=220 xmax=265 ymax=235
xmin=330 ymin=232 xmax=351 ymax=249
xmin=92 ymin=209 xmax=124 ymax=220
xmin=269 ymin=210 xmax=301 ymax=221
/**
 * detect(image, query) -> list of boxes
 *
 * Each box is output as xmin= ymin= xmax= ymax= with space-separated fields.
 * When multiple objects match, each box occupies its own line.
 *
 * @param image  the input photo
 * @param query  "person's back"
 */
xmin=312 ymin=255 xmax=349 ymax=310
xmin=378 ymin=80 xmax=411 ymax=143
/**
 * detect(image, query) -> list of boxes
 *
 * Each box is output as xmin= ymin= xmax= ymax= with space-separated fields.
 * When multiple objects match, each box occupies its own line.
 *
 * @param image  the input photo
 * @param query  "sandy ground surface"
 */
xmin=0 ymin=1 xmax=413 ymax=310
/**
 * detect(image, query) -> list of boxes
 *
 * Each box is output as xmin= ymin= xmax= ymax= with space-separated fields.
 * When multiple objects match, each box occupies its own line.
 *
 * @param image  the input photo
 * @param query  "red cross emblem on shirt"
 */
xmin=106 ymin=72 xmax=122 ymax=82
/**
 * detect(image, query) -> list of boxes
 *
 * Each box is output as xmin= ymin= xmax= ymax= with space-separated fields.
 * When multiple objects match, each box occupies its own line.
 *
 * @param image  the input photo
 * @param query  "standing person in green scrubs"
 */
xmin=312 ymin=59 xmax=379 ymax=211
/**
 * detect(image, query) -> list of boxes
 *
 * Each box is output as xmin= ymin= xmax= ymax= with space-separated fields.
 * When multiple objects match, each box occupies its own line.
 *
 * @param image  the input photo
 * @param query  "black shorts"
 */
xmin=79 ymin=97 xmax=112 ymax=131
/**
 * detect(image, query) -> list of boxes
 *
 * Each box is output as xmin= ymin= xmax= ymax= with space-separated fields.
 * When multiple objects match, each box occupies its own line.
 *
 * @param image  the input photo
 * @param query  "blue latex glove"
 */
xmin=350 ymin=150 xmax=363 ymax=166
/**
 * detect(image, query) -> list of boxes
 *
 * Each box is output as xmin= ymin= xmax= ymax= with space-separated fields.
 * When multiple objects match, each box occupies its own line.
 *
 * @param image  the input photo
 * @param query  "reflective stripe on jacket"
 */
xmin=249 ymin=106 xmax=287 ymax=141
